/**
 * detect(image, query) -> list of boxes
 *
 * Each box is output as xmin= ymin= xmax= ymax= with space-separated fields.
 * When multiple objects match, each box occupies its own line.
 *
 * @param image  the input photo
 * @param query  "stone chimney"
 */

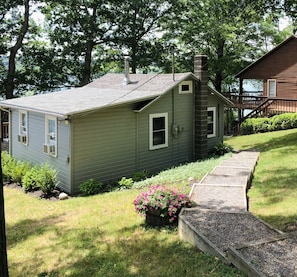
xmin=123 ymin=56 xmax=131 ymax=85
xmin=193 ymin=55 xmax=208 ymax=159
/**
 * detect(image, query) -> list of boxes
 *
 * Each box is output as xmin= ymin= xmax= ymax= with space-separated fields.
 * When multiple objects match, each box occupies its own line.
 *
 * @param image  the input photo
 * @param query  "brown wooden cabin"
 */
xmin=227 ymin=35 xmax=297 ymax=130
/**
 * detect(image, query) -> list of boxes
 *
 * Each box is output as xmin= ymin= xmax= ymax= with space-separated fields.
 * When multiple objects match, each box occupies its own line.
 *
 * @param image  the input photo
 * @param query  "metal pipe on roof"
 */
xmin=123 ymin=56 xmax=131 ymax=85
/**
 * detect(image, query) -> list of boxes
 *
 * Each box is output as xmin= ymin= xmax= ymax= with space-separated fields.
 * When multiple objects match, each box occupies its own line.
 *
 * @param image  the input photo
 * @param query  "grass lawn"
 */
xmin=5 ymin=128 xmax=297 ymax=276
xmin=4 ymin=155 xmax=243 ymax=277
xmin=226 ymin=128 xmax=297 ymax=231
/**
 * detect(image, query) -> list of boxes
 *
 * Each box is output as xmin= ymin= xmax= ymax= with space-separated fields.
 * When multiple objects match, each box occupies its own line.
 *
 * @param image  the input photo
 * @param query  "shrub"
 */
xmin=37 ymin=163 xmax=59 ymax=197
xmin=22 ymin=163 xmax=58 ymax=197
xmin=1 ymin=151 xmax=17 ymax=182
xmin=79 ymin=179 xmax=104 ymax=195
xmin=133 ymin=170 xmax=149 ymax=182
xmin=10 ymin=160 xmax=31 ymax=184
xmin=118 ymin=177 xmax=133 ymax=189
xmin=239 ymin=113 xmax=297 ymax=135
xmin=22 ymin=165 xmax=42 ymax=192
xmin=213 ymin=143 xmax=233 ymax=156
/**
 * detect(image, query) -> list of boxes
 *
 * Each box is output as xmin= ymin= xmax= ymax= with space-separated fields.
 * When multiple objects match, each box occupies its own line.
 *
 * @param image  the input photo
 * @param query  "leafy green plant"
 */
xmin=79 ymin=178 xmax=104 ymax=195
xmin=22 ymin=165 xmax=42 ymax=192
xmin=133 ymin=185 xmax=193 ymax=223
xmin=10 ymin=160 xmax=31 ymax=184
xmin=118 ymin=177 xmax=133 ymax=189
xmin=133 ymin=170 xmax=149 ymax=182
xmin=1 ymin=151 xmax=17 ymax=182
xmin=22 ymin=163 xmax=58 ymax=197
xmin=213 ymin=143 xmax=233 ymax=156
xmin=240 ymin=113 xmax=297 ymax=135
xmin=37 ymin=163 xmax=59 ymax=197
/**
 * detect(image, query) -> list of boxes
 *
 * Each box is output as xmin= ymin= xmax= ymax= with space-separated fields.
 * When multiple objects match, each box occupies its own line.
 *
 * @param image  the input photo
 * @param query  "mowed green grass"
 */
xmin=226 ymin=128 xmax=297 ymax=230
xmin=4 ymin=155 xmax=244 ymax=277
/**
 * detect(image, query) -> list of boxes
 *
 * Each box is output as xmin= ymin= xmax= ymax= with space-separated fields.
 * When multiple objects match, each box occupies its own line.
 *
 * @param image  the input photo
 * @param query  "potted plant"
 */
xmin=133 ymin=185 xmax=193 ymax=226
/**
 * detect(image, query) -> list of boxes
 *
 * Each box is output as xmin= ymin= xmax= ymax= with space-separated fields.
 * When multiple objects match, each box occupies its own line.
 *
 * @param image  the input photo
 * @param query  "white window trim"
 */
xmin=267 ymin=79 xmax=276 ymax=97
xmin=179 ymin=80 xmax=193 ymax=94
xmin=18 ymin=110 xmax=28 ymax=145
xmin=207 ymin=107 xmax=216 ymax=138
xmin=44 ymin=115 xmax=57 ymax=157
xmin=149 ymin=113 xmax=168 ymax=150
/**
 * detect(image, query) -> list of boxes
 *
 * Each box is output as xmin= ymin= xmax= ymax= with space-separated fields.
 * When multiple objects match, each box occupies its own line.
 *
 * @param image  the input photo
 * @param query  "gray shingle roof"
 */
xmin=0 ymin=72 xmax=195 ymax=117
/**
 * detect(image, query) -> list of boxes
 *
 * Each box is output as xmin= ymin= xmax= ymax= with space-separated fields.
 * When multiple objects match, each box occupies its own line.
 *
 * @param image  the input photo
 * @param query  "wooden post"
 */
xmin=0 ymin=146 xmax=9 ymax=277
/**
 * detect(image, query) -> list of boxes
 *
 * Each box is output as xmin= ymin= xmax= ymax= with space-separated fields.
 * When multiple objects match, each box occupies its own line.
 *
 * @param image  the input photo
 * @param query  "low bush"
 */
xmin=118 ymin=177 xmax=133 ymax=189
xmin=22 ymin=165 xmax=42 ymax=192
xmin=79 ymin=179 xmax=104 ymax=195
xmin=212 ymin=143 xmax=233 ymax=156
xmin=37 ymin=163 xmax=59 ymax=197
xmin=240 ymin=113 xmax=297 ymax=135
xmin=22 ymin=163 xmax=58 ymax=197
xmin=2 ymin=151 xmax=17 ymax=182
xmin=10 ymin=160 xmax=31 ymax=184
xmin=133 ymin=170 xmax=149 ymax=182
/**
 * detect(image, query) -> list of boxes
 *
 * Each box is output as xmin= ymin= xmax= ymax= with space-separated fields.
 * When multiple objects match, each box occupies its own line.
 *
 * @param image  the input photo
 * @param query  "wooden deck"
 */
xmin=224 ymin=94 xmax=297 ymax=115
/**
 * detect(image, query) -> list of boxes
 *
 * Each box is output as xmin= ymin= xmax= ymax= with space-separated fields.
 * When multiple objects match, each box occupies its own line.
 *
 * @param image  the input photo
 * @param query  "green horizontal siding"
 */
xmin=10 ymin=110 xmax=71 ymax=192
xmin=72 ymin=106 xmax=137 ymax=192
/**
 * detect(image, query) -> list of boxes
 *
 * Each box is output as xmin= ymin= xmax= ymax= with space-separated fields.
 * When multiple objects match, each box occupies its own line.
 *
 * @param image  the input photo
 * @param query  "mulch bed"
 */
xmin=3 ymin=182 xmax=64 ymax=201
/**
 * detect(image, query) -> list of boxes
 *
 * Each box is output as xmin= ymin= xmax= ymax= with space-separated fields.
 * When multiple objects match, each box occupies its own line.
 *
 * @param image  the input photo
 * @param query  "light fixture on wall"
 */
xmin=58 ymin=116 xmax=71 ymax=124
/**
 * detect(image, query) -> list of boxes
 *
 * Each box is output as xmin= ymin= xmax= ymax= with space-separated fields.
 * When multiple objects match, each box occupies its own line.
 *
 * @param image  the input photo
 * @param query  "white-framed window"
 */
xmin=44 ymin=115 xmax=57 ymax=157
xmin=18 ymin=110 xmax=28 ymax=145
xmin=149 ymin=113 xmax=168 ymax=150
xmin=207 ymin=107 xmax=216 ymax=138
xmin=267 ymin=79 xmax=276 ymax=97
xmin=179 ymin=81 xmax=193 ymax=94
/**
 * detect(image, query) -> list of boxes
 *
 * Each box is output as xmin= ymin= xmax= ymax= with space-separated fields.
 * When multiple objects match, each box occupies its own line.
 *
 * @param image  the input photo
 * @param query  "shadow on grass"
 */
xmin=250 ymin=167 xmax=297 ymax=205
xmin=244 ymin=131 xmax=297 ymax=152
xmin=255 ymin=214 xmax=297 ymax=232
xmin=10 ymin=222 xmax=243 ymax=277
xmin=6 ymin=214 xmax=65 ymax=249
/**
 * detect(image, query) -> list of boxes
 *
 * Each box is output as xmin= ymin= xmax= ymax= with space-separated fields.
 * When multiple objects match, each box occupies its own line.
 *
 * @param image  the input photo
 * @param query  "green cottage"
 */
xmin=0 ymin=55 xmax=232 ymax=194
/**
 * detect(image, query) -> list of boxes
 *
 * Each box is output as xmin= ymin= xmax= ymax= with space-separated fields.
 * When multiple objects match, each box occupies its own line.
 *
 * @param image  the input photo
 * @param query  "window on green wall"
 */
xmin=149 ymin=113 xmax=168 ymax=150
xmin=18 ymin=111 xmax=28 ymax=145
xmin=207 ymin=107 xmax=216 ymax=138
xmin=43 ymin=115 xmax=57 ymax=157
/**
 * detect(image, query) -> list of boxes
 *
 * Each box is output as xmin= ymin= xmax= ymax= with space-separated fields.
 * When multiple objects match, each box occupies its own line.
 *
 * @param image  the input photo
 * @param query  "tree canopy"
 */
xmin=0 ymin=0 xmax=295 ymax=97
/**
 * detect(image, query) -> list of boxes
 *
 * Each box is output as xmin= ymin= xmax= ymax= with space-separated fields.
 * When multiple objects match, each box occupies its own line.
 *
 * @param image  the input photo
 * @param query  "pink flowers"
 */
xmin=133 ymin=185 xmax=192 ymax=223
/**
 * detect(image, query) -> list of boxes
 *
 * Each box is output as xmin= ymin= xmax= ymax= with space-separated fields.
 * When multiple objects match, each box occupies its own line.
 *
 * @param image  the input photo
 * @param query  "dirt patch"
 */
xmin=4 ymin=182 xmax=66 ymax=201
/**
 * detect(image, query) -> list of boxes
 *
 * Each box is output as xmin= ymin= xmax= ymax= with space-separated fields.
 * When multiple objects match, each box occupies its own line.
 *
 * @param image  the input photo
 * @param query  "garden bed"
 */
xmin=228 ymin=231 xmax=297 ymax=277
xmin=178 ymin=208 xmax=282 ymax=263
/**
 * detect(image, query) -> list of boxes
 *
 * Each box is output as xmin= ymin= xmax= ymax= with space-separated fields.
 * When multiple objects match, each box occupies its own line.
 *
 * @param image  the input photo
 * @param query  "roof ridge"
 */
xmin=107 ymin=73 xmax=162 ymax=106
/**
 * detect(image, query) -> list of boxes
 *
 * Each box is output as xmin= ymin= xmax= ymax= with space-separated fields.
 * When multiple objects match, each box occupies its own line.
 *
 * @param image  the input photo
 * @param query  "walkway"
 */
xmin=178 ymin=151 xmax=297 ymax=277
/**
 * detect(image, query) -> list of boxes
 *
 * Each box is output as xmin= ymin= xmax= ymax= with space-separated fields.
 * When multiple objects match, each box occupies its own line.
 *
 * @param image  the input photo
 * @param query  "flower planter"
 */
xmin=145 ymin=210 xmax=172 ymax=226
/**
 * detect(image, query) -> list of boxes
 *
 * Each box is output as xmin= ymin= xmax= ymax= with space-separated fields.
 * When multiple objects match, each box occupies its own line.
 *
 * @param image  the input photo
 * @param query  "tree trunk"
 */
xmin=0 ymin=148 xmax=9 ymax=277
xmin=80 ymin=41 xmax=94 ymax=86
xmin=5 ymin=0 xmax=30 ymax=99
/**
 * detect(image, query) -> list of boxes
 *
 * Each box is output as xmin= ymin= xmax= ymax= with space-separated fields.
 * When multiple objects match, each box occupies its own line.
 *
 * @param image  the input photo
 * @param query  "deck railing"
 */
xmin=224 ymin=94 xmax=297 ymax=114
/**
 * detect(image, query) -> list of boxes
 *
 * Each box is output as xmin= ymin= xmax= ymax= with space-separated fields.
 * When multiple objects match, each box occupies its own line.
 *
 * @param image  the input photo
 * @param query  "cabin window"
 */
xmin=44 ymin=116 xmax=57 ymax=157
xmin=149 ymin=113 xmax=168 ymax=150
xmin=207 ymin=107 xmax=216 ymax=138
xmin=267 ymin=79 xmax=276 ymax=97
xmin=18 ymin=111 xmax=28 ymax=145
xmin=179 ymin=81 xmax=193 ymax=94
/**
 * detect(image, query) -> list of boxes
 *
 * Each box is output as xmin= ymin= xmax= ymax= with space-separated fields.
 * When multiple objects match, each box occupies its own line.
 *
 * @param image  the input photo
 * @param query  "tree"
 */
xmin=3 ymin=0 xmax=30 ymax=99
xmin=43 ymin=0 xmax=119 ymax=86
xmin=170 ymin=0 xmax=284 ymax=92
xmin=111 ymin=0 xmax=180 ymax=73
xmin=283 ymin=0 xmax=297 ymax=31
